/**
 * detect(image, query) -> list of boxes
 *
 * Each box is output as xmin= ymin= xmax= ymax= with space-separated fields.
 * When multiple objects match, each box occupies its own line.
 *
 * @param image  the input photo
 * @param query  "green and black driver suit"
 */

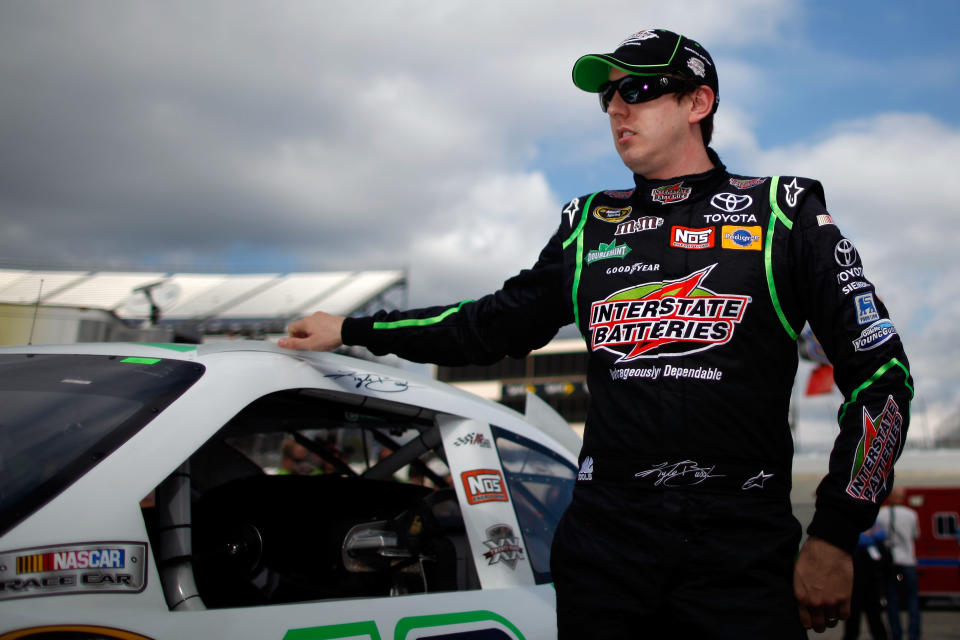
xmin=342 ymin=150 xmax=913 ymax=560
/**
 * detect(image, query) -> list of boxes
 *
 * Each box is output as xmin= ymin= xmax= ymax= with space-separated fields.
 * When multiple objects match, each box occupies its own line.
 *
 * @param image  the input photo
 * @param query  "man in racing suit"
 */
xmin=280 ymin=29 xmax=912 ymax=639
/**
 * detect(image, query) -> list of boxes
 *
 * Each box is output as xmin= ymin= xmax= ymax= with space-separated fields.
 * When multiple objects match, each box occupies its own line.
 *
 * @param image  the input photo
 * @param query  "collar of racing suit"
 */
xmin=630 ymin=147 xmax=727 ymax=206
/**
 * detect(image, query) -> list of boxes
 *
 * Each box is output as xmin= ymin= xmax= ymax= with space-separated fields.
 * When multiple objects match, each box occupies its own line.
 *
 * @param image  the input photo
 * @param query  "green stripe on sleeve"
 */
xmin=564 ymin=193 xmax=599 ymax=329
xmin=768 ymin=176 xmax=794 ymax=230
xmin=372 ymin=299 xmax=474 ymax=330
xmin=765 ymin=176 xmax=799 ymax=340
xmin=838 ymin=358 xmax=914 ymax=424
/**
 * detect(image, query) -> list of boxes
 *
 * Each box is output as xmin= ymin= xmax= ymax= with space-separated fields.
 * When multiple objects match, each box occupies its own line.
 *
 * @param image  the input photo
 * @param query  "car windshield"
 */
xmin=0 ymin=352 xmax=204 ymax=536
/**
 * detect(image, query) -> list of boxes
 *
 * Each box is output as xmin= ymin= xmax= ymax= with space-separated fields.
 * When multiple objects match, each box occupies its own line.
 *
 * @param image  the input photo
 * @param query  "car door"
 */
xmin=149 ymin=386 xmax=565 ymax=639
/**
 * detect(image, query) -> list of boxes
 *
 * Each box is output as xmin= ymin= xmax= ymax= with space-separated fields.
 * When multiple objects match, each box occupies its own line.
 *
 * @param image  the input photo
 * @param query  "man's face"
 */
xmin=605 ymin=67 xmax=692 ymax=179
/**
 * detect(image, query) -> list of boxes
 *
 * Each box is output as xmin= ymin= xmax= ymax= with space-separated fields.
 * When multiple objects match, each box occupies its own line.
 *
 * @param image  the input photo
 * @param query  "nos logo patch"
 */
xmin=461 ymin=469 xmax=509 ymax=505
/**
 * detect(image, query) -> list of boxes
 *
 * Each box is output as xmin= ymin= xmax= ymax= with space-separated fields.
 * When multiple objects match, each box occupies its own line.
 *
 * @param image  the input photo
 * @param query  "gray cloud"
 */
xmin=0 ymin=0 xmax=792 ymax=271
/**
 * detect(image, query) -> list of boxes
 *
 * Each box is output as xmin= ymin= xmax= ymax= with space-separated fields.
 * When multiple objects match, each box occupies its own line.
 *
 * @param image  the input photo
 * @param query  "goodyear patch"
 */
xmin=0 ymin=542 xmax=147 ymax=600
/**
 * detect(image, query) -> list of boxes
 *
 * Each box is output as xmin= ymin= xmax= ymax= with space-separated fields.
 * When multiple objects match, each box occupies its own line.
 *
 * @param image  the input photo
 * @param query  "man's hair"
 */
xmin=674 ymin=76 xmax=714 ymax=147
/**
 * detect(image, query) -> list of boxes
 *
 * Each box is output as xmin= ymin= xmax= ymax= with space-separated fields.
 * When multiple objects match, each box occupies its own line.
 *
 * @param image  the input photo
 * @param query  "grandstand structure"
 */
xmin=0 ymin=268 xmax=406 ymax=344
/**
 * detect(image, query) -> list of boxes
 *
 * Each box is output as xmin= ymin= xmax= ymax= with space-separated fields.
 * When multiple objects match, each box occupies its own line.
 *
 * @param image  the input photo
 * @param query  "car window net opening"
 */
xmin=493 ymin=426 xmax=576 ymax=584
xmin=143 ymin=389 xmax=483 ymax=609
xmin=0 ymin=353 xmax=204 ymax=537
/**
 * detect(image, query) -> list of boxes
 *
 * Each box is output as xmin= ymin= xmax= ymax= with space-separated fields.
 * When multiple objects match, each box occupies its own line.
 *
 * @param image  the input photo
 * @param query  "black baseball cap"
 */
xmin=572 ymin=29 xmax=719 ymax=113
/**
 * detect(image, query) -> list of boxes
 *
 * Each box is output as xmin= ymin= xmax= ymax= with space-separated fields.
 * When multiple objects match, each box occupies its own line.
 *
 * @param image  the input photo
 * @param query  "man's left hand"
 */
xmin=794 ymin=536 xmax=853 ymax=633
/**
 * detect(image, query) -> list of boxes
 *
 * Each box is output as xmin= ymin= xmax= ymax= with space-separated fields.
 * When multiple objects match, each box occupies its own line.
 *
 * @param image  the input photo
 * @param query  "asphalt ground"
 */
xmin=816 ymin=599 xmax=960 ymax=639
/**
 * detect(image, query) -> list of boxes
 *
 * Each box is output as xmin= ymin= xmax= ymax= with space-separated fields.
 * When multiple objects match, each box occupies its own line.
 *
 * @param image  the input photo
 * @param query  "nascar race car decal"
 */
xmin=589 ymin=265 xmax=751 ymax=361
xmin=0 ymin=542 xmax=147 ymax=600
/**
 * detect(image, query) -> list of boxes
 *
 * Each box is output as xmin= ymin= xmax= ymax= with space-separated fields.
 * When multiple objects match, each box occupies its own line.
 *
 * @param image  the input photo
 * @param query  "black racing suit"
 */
xmin=341 ymin=150 xmax=913 ymax=637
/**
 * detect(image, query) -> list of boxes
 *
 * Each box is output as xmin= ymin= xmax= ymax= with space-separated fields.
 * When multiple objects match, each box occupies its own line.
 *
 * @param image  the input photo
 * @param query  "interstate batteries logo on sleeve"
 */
xmin=589 ymin=265 xmax=751 ymax=361
xmin=846 ymin=395 xmax=903 ymax=503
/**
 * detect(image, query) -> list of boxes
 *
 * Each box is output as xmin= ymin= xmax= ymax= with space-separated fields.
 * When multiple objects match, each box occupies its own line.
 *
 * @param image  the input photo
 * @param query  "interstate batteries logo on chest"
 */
xmin=589 ymin=265 xmax=750 ymax=361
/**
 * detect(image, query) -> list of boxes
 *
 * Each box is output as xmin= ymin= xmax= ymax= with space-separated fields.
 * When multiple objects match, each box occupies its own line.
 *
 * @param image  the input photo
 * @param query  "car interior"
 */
xmin=142 ymin=388 xmax=480 ymax=609
xmin=141 ymin=382 xmax=575 ymax=611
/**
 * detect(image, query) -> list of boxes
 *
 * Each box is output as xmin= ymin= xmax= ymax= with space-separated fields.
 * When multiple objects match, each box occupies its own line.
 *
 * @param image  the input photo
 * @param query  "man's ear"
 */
xmin=689 ymin=85 xmax=715 ymax=124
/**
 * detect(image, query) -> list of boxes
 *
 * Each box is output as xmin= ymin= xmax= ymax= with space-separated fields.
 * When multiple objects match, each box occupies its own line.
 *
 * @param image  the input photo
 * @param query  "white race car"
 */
xmin=0 ymin=341 xmax=581 ymax=640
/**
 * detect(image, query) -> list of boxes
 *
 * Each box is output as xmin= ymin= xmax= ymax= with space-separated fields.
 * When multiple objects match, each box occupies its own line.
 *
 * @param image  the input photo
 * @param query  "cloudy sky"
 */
xmin=1 ymin=0 xmax=958 ymax=446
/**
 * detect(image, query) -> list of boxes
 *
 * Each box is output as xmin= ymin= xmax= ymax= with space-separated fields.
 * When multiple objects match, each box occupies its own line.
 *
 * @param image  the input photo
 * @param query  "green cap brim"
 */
xmin=572 ymin=54 xmax=674 ymax=92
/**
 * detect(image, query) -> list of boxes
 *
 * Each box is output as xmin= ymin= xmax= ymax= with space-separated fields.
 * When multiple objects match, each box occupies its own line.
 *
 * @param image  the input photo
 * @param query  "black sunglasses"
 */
xmin=598 ymin=75 xmax=687 ymax=112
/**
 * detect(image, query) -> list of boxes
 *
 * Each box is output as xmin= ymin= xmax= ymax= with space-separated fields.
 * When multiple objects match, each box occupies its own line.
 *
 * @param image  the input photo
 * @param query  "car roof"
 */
xmin=0 ymin=341 xmax=581 ymax=458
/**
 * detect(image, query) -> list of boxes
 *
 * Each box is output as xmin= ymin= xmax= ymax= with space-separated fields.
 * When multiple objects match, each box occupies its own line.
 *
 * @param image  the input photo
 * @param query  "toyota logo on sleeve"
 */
xmin=710 ymin=193 xmax=753 ymax=213
xmin=834 ymin=239 xmax=859 ymax=267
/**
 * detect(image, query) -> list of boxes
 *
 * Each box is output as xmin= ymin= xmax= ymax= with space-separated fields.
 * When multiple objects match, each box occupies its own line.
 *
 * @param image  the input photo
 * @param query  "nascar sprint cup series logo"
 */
xmin=589 ymin=265 xmax=750 ymax=361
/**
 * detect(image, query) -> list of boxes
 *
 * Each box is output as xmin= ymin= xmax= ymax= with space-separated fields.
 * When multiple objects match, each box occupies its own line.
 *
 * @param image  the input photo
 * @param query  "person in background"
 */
xmin=277 ymin=437 xmax=317 ymax=475
xmin=844 ymin=522 xmax=889 ymax=640
xmin=876 ymin=486 xmax=921 ymax=640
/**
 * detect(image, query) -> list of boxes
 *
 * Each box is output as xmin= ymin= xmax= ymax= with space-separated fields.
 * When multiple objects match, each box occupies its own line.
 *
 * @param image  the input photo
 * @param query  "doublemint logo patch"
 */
xmin=586 ymin=238 xmax=630 ymax=264
xmin=586 ymin=239 xmax=631 ymax=265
